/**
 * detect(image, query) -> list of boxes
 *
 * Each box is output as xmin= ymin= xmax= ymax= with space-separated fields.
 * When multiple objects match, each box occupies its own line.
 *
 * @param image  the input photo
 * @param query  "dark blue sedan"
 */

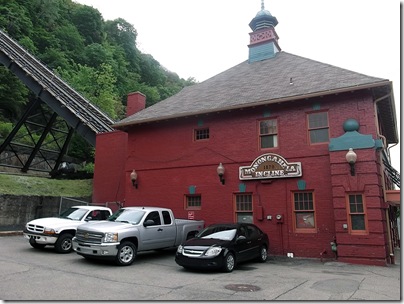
xmin=175 ymin=223 xmax=269 ymax=272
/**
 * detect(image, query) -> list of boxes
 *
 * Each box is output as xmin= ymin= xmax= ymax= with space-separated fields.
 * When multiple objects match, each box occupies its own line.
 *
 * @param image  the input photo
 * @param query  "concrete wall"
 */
xmin=0 ymin=195 xmax=91 ymax=230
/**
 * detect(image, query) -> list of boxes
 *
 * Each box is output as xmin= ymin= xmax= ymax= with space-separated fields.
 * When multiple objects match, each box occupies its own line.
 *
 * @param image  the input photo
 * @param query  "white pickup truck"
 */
xmin=72 ymin=206 xmax=205 ymax=266
xmin=23 ymin=205 xmax=113 ymax=253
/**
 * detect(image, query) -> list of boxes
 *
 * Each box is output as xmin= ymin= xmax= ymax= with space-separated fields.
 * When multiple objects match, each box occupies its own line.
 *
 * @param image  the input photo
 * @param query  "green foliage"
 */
xmin=0 ymin=1 xmax=33 ymax=38
xmin=0 ymin=0 xmax=196 ymax=161
xmin=0 ymin=68 xmax=29 ymax=121
xmin=68 ymin=134 xmax=94 ymax=162
xmin=82 ymin=162 xmax=94 ymax=174
xmin=70 ymin=4 xmax=104 ymax=45
xmin=0 ymin=121 xmax=13 ymax=138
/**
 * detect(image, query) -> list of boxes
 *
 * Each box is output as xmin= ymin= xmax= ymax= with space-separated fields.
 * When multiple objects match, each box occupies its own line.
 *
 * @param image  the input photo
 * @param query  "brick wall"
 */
xmin=92 ymin=130 xmax=127 ymax=206
xmin=93 ymin=90 xmax=389 ymax=264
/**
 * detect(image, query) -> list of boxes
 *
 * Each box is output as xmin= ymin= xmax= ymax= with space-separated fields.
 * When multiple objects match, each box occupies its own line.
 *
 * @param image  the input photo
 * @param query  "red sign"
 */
xmin=188 ymin=211 xmax=194 ymax=220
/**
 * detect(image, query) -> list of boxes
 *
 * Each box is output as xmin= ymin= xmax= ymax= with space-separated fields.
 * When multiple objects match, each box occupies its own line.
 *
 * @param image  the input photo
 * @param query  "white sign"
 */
xmin=239 ymin=153 xmax=302 ymax=180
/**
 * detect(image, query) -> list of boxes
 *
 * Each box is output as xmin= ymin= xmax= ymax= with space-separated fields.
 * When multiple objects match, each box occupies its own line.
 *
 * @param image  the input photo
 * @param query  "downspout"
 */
xmin=374 ymin=92 xmax=395 ymax=263
xmin=374 ymin=93 xmax=392 ymax=201
xmin=373 ymin=93 xmax=390 ymax=151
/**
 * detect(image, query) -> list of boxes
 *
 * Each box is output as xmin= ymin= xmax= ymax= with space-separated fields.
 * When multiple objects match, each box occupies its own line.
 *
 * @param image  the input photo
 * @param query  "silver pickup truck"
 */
xmin=72 ymin=206 xmax=204 ymax=266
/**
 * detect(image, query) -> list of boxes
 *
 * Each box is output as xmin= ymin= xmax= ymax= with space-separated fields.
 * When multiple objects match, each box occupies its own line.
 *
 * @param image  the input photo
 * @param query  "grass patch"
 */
xmin=0 ymin=173 xmax=93 ymax=197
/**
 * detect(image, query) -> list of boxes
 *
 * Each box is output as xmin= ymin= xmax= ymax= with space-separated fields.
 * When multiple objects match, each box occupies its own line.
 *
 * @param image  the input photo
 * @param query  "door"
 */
xmin=141 ymin=211 xmax=175 ymax=250
xmin=235 ymin=225 xmax=252 ymax=262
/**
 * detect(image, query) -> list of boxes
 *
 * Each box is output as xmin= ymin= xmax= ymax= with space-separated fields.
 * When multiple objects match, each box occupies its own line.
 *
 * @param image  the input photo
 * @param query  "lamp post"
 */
xmin=345 ymin=148 xmax=357 ymax=176
xmin=130 ymin=169 xmax=138 ymax=188
xmin=217 ymin=163 xmax=225 ymax=185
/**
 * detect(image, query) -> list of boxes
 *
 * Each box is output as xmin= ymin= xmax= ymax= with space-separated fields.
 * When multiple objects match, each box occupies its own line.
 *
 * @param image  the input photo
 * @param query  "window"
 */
xmin=194 ymin=128 xmax=209 ymax=140
xmin=347 ymin=194 xmax=367 ymax=233
xmin=185 ymin=195 xmax=201 ymax=210
xmin=245 ymin=224 xmax=261 ymax=239
xmin=235 ymin=193 xmax=253 ymax=223
xmin=162 ymin=211 xmax=172 ymax=225
xmin=144 ymin=211 xmax=161 ymax=226
xmin=308 ymin=112 xmax=329 ymax=144
xmin=259 ymin=119 xmax=278 ymax=148
xmin=293 ymin=192 xmax=316 ymax=232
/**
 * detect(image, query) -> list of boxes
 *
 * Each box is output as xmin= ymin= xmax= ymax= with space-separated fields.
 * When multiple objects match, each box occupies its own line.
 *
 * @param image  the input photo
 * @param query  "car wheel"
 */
xmin=29 ymin=238 xmax=46 ymax=249
xmin=55 ymin=233 xmax=73 ymax=253
xmin=223 ymin=252 xmax=236 ymax=272
xmin=258 ymin=246 xmax=268 ymax=262
xmin=115 ymin=241 xmax=137 ymax=266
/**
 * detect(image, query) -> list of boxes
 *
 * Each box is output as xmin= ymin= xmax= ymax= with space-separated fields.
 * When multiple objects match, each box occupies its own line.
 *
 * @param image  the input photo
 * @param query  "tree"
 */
xmin=0 ymin=1 xmax=33 ymax=39
xmin=0 ymin=68 xmax=28 ymax=121
xmin=70 ymin=4 xmax=104 ymax=45
xmin=104 ymin=18 xmax=140 ymax=73
xmin=56 ymin=63 xmax=122 ymax=120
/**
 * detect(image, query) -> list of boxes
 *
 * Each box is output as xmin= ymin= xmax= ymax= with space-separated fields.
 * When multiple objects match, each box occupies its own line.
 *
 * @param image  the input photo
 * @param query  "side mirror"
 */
xmin=144 ymin=219 xmax=155 ymax=227
xmin=85 ymin=216 xmax=92 ymax=221
xmin=237 ymin=235 xmax=246 ymax=241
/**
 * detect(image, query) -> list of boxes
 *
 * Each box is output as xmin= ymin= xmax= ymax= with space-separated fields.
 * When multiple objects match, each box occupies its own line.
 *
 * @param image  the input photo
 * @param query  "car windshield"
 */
xmin=59 ymin=207 xmax=88 ymax=221
xmin=197 ymin=227 xmax=237 ymax=241
xmin=108 ymin=209 xmax=145 ymax=225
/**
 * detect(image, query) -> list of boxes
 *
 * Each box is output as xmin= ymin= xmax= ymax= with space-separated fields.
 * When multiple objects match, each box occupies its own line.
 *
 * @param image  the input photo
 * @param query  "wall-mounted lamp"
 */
xmin=217 ymin=163 xmax=225 ymax=185
xmin=345 ymin=148 xmax=357 ymax=176
xmin=130 ymin=169 xmax=138 ymax=188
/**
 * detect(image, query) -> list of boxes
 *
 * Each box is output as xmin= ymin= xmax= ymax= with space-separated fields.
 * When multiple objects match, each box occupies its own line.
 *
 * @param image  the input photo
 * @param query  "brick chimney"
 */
xmin=126 ymin=92 xmax=146 ymax=117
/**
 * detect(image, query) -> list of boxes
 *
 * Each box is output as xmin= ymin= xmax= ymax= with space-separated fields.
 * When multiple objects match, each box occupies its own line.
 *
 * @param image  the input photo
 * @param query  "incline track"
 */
xmin=0 ymin=29 xmax=115 ymax=145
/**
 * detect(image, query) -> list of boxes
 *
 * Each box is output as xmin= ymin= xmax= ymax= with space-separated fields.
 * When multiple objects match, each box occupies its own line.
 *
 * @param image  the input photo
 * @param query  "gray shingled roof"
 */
xmin=113 ymin=51 xmax=389 ymax=128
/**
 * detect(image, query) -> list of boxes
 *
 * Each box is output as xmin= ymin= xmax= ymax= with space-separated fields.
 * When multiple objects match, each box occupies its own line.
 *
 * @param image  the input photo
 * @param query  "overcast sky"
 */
xmin=74 ymin=0 xmax=401 ymax=170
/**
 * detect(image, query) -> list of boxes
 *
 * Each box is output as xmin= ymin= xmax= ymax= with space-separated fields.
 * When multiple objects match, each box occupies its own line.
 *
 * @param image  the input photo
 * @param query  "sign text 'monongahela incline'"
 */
xmin=239 ymin=153 xmax=302 ymax=180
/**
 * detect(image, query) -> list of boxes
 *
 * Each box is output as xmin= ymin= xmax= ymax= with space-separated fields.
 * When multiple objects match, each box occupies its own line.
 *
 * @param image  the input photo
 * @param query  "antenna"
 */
xmin=261 ymin=0 xmax=265 ymax=10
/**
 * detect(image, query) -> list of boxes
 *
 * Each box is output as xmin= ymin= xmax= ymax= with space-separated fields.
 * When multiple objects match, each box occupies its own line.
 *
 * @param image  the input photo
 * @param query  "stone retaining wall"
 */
xmin=0 ymin=195 xmax=92 ymax=230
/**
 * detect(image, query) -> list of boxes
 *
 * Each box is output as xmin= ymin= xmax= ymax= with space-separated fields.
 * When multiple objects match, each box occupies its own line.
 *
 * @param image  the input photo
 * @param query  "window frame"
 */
xmin=346 ymin=193 xmax=368 ymax=235
xmin=292 ymin=191 xmax=317 ymax=233
xmin=258 ymin=118 xmax=278 ymax=149
xmin=194 ymin=128 xmax=210 ymax=141
xmin=307 ymin=111 xmax=330 ymax=145
xmin=234 ymin=193 xmax=254 ymax=223
xmin=185 ymin=194 xmax=202 ymax=210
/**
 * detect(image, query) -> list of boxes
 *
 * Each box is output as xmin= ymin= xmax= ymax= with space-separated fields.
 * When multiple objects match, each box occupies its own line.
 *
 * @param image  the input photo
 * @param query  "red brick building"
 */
xmin=92 ymin=4 xmax=400 ymax=265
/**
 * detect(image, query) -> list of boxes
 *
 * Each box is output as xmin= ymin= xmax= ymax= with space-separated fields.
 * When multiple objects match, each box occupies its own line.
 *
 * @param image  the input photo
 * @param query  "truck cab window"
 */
xmin=162 ymin=211 xmax=172 ymax=225
xmin=145 ymin=211 xmax=161 ymax=226
xmin=100 ymin=210 xmax=111 ymax=220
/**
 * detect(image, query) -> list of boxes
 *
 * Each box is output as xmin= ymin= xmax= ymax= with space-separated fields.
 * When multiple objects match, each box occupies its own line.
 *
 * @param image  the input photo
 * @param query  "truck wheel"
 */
xmin=29 ymin=238 xmax=46 ymax=249
xmin=223 ymin=252 xmax=235 ymax=272
xmin=115 ymin=241 xmax=137 ymax=266
xmin=55 ymin=233 xmax=73 ymax=253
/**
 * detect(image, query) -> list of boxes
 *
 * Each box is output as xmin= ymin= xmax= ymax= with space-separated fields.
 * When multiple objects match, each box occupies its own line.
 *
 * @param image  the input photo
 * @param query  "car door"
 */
xmin=234 ymin=225 xmax=252 ymax=262
xmin=245 ymin=224 xmax=263 ymax=259
xmin=141 ymin=211 xmax=175 ymax=250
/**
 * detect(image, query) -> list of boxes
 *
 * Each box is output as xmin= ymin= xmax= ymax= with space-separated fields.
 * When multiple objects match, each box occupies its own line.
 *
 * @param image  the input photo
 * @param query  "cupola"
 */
xmin=248 ymin=0 xmax=281 ymax=63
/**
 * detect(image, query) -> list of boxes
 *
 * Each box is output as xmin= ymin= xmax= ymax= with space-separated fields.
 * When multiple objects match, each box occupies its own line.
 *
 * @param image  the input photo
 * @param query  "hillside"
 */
xmin=0 ymin=173 xmax=92 ymax=197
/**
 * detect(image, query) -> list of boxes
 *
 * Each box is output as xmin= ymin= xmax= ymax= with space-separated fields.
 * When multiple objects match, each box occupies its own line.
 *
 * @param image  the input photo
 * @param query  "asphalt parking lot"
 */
xmin=0 ymin=234 xmax=400 ymax=301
